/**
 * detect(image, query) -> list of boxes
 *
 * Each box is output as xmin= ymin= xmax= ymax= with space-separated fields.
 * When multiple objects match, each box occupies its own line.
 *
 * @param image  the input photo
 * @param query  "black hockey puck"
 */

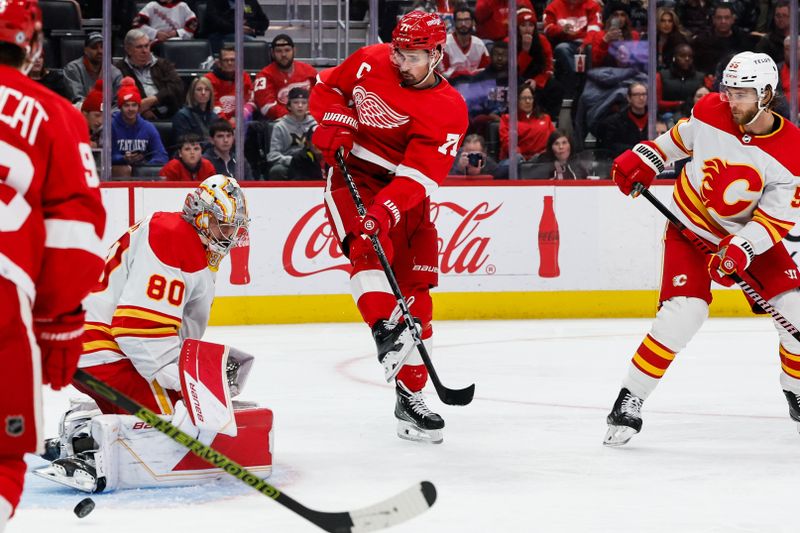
xmin=74 ymin=497 xmax=95 ymax=518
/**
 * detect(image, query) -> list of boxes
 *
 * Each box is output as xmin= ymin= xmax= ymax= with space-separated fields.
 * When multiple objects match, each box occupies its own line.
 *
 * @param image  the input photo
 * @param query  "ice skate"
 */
xmin=39 ymin=398 xmax=101 ymax=461
xmin=34 ymin=452 xmax=106 ymax=493
xmin=395 ymin=380 xmax=444 ymax=444
xmin=604 ymin=388 xmax=644 ymax=447
xmin=783 ymin=390 xmax=800 ymax=433
xmin=372 ymin=319 xmax=420 ymax=382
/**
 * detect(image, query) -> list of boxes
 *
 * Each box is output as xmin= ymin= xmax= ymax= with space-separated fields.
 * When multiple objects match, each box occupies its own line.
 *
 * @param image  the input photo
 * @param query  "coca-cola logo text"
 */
xmin=283 ymin=201 xmax=501 ymax=277
xmin=430 ymin=201 xmax=501 ymax=274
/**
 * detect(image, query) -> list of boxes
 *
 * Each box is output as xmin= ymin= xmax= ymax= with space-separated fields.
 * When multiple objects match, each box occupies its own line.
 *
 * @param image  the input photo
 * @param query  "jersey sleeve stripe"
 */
xmin=751 ymin=217 xmax=785 ymax=244
xmin=111 ymin=326 xmax=178 ymax=337
xmin=395 ymin=164 xmax=438 ymax=196
xmin=754 ymin=207 xmax=794 ymax=232
xmin=82 ymin=322 xmax=124 ymax=355
xmin=113 ymin=306 xmax=182 ymax=327
xmin=82 ymin=339 xmax=124 ymax=354
xmin=669 ymin=120 xmax=691 ymax=155
xmin=673 ymin=172 xmax=727 ymax=239
xmin=44 ymin=219 xmax=105 ymax=259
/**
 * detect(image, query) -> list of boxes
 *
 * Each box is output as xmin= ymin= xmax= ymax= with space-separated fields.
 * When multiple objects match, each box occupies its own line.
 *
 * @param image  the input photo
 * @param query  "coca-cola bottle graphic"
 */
xmin=229 ymin=230 xmax=251 ymax=285
xmin=538 ymin=195 xmax=560 ymax=278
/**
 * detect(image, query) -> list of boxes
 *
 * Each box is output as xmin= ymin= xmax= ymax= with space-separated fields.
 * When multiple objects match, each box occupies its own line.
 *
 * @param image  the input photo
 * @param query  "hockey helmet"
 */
xmin=182 ymin=175 xmax=249 ymax=270
xmin=0 ymin=0 xmax=42 ymax=66
xmin=721 ymin=52 xmax=779 ymax=103
xmin=391 ymin=10 xmax=446 ymax=51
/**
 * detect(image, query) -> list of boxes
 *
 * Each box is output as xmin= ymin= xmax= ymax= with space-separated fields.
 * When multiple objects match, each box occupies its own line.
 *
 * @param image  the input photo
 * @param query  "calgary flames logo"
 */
xmin=699 ymin=158 xmax=763 ymax=218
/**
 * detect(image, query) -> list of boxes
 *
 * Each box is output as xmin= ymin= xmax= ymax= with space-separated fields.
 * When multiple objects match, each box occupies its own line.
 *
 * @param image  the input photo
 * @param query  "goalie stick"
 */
xmin=72 ymin=369 xmax=437 ymax=532
xmin=335 ymin=150 xmax=476 ymax=406
xmin=634 ymin=183 xmax=800 ymax=343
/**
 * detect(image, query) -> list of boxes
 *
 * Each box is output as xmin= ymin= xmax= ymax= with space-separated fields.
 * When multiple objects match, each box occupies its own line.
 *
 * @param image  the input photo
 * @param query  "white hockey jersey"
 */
xmin=133 ymin=1 xmax=198 ymax=41
xmin=79 ymin=212 xmax=215 ymax=384
xmin=653 ymin=93 xmax=800 ymax=255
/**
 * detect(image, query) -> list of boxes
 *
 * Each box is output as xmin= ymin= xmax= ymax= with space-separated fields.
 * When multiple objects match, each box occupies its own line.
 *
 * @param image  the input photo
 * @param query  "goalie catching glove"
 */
xmin=312 ymin=104 xmax=358 ymax=166
xmin=708 ymin=234 xmax=755 ymax=286
xmin=611 ymin=141 xmax=666 ymax=197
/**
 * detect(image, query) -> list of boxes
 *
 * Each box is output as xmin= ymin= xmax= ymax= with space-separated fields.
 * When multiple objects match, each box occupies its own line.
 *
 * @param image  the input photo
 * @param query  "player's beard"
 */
xmin=731 ymin=106 xmax=758 ymax=125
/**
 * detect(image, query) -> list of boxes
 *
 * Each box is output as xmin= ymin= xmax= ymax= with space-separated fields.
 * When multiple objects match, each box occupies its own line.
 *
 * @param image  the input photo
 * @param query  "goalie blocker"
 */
xmin=35 ymin=340 xmax=273 ymax=492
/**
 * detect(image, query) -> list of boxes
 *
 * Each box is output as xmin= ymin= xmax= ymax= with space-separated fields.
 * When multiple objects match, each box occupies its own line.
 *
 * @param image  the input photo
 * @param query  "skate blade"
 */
xmin=603 ymin=425 xmax=639 ymax=447
xmin=33 ymin=465 xmax=97 ymax=493
xmin=397 ymin=420 xmax=443 ymax=444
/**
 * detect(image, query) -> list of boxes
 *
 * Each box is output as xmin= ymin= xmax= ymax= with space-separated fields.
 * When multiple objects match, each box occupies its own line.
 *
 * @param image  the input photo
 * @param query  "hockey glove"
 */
xmin=34 ymin=307 xmax=86 ymax=390
xmin=311 ymin=104 xmax=358 ymax=167
xmin=708 ymin=235 xmax=755 ymax=287
xmin=611 ymin=141 xmax=666 ymax=197
xmin=361 ymin=200 xmax=398 ymax=236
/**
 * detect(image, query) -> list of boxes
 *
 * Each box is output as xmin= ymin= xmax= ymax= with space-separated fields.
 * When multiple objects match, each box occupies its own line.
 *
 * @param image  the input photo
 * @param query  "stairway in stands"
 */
xmin=260 ymin=0 xmax=370 ymax=67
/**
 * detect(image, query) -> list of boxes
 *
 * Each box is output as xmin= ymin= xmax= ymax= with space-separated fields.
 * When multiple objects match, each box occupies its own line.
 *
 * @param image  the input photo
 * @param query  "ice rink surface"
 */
xmin=9 ymin=317 xmax=800 ymax=533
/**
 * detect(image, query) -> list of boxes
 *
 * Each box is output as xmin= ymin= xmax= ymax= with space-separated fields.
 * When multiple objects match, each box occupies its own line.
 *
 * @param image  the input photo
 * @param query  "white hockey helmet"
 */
xmin=721 ymin=52 xmax=779 ymax=102
xmin=182 ymin=175 xmax=249 ymax=270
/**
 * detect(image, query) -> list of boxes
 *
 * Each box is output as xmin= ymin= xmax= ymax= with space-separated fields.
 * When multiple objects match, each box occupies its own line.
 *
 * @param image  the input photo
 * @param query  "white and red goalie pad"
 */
xmin=178 ymin=339 xmax=255 ymax=437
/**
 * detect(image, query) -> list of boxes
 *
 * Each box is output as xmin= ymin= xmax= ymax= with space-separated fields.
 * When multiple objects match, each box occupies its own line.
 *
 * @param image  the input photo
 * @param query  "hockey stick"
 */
xmin=634 ymin=183 xmax=800 ymax=342
xmin=72 ymin=369 xmax=437 ymax=532
xmin=335 ymin=150 xmax=475 ymax=406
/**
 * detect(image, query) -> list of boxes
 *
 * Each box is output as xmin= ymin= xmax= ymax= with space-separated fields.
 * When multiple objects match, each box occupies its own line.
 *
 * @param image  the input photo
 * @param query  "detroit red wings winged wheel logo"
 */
xmin=352 ymin=86 xmax=410 ymax=129
xmin=699 ymin=158 xmax=763 ymax=217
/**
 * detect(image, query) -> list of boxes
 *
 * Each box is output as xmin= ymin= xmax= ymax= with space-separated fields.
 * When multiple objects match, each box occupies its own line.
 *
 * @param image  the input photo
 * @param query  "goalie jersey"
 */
xmin=79 ymin=212 xmax=215 ymax=382
xmin=653 ymin=92 xmax=800 ymax=254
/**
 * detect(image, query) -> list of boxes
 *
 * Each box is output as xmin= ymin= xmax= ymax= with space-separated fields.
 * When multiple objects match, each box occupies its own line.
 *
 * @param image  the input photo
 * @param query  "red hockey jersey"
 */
xmin=253 ymin=61 xmax=318 ymax=120
xmin=0 ymin=65 xmax=105 ymax=319
xmin=310 ymin=43 xmax=468 ymax=211
xmin=204 ymin=70 xmax=254 ymax=121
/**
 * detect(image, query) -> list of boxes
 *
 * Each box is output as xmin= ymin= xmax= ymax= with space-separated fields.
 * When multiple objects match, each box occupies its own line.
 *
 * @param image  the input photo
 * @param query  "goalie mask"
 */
xmin=182 ymin=174 xmax=249 ymax=271
xmin=0 ymin=0 xmax=43 ymax=74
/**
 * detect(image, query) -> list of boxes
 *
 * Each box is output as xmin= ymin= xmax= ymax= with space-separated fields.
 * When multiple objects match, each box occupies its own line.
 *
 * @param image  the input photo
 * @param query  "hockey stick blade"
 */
xmin=633 ymin=183 xmax=800 ymax=342
xmin=72 ymin=369 xmax=437 ymax=532
xmin=336 ymin=150 xmax=476 ymax=406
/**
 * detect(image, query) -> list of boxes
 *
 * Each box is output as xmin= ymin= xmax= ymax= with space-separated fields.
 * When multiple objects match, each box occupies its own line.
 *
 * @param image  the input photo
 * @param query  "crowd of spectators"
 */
xmin=33 ymin=0 xmax=800 ymax=181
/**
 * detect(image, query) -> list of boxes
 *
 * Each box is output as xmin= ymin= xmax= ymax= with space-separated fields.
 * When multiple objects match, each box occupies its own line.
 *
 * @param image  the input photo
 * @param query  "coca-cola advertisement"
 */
xmin=98 ymin=183 xmax=680 ymax=300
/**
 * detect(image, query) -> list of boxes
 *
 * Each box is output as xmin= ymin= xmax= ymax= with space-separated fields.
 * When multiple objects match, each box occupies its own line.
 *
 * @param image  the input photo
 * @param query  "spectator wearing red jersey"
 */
xmin=499 ymin=83 xmax=555 ymax=160
xmin=441 ymin=6 xmax=489 ymax=81
xmin=204 ymin=44 xmax=255 ymax=126
xmin=475 ymin=0 xmax=533 ymax=41
xmin=253 ymin=34 xmax=317 ymax=120
xmin=543 ymin=0 xmax=603 ymax=98
xmin=160 ymin=133 xmax=217 ymax=181
xmin=582 ymin=3 xmax=639 ymax=68
xmin=516 ymin=8 xmax=563 ymax=120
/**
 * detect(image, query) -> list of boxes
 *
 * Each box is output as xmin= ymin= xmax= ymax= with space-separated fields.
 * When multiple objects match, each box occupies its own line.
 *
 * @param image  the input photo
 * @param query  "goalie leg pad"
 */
xmin=35 ymin=404 xmax=273 ymax=492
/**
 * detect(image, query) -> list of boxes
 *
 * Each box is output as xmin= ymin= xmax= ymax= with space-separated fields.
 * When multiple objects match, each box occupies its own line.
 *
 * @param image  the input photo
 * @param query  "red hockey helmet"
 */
xmin=0 ymin=0 xmax=42 ymax=52
xmin=391 ymin=10 xmax=446 ymax=51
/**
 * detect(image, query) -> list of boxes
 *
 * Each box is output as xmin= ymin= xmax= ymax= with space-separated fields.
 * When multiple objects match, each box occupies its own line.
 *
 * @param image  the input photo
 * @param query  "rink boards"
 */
xmin=99 ymin=180 xmax=788 ymax=324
